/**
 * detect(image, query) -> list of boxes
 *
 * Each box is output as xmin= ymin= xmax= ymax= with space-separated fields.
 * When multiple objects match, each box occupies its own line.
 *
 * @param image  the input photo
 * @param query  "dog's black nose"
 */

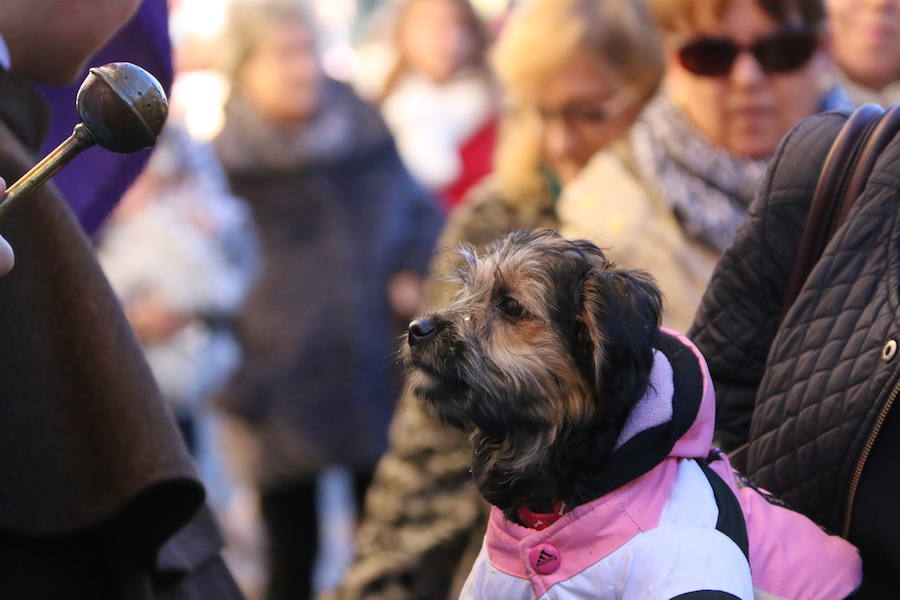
xmin=408 ymin=318 xmax=436 ymax=346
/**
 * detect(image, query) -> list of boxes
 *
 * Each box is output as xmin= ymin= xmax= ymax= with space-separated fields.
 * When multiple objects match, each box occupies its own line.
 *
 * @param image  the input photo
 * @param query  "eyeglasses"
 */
xmin=522 ymin=87 xmax=638 ymax=133
xmin=677 ymin=27 xmax=819 ymax=77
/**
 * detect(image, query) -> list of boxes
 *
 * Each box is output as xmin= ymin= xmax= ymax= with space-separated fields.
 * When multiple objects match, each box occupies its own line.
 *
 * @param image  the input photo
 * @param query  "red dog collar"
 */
xmin=518 ymin=500 xmax=568 ymax=530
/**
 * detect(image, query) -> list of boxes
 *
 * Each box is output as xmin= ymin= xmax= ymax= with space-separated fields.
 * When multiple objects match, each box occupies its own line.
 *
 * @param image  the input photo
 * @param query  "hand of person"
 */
xmin=0 ymin=177 xmax=13 ymax=276
xmin=125 ymin=292 xmax=191 ymax=343
xmin=388 ymin=270 xmax=426 ymax=320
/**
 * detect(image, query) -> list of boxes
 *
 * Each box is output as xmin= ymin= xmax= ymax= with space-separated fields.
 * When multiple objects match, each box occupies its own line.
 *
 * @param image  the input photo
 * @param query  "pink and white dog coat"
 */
xmin=461 ymin=330 xmax=862 ymax=600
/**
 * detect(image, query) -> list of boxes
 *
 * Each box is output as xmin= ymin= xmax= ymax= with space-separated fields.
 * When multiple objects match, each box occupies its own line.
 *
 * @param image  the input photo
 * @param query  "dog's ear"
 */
xmin=578 ymin=265 xmax=662 ymax=410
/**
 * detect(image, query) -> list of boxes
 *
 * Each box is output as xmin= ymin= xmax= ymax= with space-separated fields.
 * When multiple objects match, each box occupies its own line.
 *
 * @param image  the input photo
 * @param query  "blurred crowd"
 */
xmin=3 ymin=0 xmax=898 ymax=599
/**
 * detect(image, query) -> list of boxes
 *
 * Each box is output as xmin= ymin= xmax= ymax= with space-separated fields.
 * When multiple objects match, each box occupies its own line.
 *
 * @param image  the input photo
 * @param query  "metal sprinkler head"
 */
xmin=75 ymin=62 xmax=168 ymax=153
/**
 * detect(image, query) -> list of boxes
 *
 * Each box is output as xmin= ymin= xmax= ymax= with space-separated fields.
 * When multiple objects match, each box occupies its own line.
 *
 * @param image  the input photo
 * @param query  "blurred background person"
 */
xmin=210 ymin=2 xmax=444 ymax=599
xmin=375 ymin=0 xmax=499 ymax=211
xmin=558 ymin=0 xmax=849 ymax=332
xmin=335 ymin=0 xmax=663 ymax=597
xmin=97 ymin=121 xmax=258 ymax=460
xmin=825 ymin=0 xmax=900 ymax=105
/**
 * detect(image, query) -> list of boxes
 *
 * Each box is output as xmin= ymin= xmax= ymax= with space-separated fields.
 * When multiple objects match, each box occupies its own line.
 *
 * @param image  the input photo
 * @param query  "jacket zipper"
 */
xmin=842 ymin=375 xmax=900 ymax=537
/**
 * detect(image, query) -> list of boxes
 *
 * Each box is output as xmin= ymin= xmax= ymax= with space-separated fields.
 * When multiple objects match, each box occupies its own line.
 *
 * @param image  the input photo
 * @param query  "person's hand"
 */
xmin=125 ymin=293 xmax=191 ymax=343
xmin=0 ymin=177 xmax=13 ymax=276
xmin=388 ymin=270 xmax=426 ymax=320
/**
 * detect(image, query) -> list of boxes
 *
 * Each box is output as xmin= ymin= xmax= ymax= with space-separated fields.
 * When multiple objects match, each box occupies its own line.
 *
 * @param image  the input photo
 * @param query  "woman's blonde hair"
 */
xmin=217 ymin=0 xmax=318 ymax=85
xmin=491 ymin=0 xmax=663 ymax=198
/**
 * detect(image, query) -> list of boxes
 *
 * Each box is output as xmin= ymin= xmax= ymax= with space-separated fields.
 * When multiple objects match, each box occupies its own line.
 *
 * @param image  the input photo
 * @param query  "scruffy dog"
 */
xmin=406 ymin=229 xmax=662 ymax=515
xmin=404 ymin=230 xmax=861 ymax=600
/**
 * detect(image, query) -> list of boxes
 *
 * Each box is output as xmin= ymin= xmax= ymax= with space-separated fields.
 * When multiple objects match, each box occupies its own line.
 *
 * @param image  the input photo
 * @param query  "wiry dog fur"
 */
xmin=404 ymin=229 xmax=662 ymax=519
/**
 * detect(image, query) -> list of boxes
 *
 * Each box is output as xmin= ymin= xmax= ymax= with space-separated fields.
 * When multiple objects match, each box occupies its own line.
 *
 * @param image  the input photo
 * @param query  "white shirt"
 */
xmin=380 ymin=71 xmax=494 ymax=190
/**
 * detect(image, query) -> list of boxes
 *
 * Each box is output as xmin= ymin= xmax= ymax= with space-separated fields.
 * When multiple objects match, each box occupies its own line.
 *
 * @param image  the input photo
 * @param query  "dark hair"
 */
xmin=379 ymin=0 xmax=490 ymax=102
xmin=652 ymin=0 xmax=825 ymax=33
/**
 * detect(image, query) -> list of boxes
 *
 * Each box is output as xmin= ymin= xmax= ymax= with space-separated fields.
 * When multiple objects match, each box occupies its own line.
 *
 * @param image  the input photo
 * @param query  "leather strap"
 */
xmin=841 ymin=104 xmax=900 ymax=224
xmin=781 ymin=104 xmax=900 ymax=317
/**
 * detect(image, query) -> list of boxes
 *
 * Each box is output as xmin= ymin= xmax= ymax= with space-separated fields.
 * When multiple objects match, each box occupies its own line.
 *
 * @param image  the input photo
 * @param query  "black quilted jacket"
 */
xmin=689 ymin=111 xmax=900 ymax=596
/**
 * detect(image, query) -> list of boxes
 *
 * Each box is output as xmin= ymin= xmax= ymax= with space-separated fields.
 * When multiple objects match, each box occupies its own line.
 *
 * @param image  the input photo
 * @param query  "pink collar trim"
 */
xmin=486 ymin=458 xmax=680 ymax=588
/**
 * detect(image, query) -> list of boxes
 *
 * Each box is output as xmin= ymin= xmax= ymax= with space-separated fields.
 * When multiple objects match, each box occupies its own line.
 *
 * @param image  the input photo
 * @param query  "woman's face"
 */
xmin=826 ymin=0 xmax=900 ymax=91
xmin=239 ymin=21 xmax=320 ymax=125
xmin=665 ymin=0 xmax=828 ymax=159
xmin=529 ymin=52 xmax=643 ymax=184
xmin=399 ymin=0 xmax=475 ymax=83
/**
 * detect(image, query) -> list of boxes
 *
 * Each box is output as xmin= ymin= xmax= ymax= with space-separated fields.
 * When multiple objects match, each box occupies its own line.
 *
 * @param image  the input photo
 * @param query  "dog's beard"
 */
xmin=406 ymin=325 xmax=567 ymax=437
xmin=470 ymin=412 xmax=627 ymax=519
xmin=411 ymin=369 xmax=636 ymax=520
xmin=406 ymin=329 xmax=616 ymax=516
xmin=403 ymin=319 xmax=473 ymax=429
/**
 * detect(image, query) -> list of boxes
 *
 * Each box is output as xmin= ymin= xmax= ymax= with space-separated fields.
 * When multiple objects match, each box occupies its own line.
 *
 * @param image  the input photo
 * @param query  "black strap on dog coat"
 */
xmin=699 ymin=457 xmax=750 ymax=562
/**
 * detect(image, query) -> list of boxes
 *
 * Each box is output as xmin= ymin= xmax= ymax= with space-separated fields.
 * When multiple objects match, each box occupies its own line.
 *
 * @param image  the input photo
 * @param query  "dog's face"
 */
xmin=404 ymin=230 xmax=662 ymax=511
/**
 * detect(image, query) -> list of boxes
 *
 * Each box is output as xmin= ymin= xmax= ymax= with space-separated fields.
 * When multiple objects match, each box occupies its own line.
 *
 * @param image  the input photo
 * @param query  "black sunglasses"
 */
xmin=678 ymin=28 xmax=819 ymax=77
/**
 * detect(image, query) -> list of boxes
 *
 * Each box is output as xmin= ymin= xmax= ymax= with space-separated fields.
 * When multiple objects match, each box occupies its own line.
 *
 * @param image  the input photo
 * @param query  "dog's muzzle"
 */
xmin=407 ymin=318 xmax=436 ymax=347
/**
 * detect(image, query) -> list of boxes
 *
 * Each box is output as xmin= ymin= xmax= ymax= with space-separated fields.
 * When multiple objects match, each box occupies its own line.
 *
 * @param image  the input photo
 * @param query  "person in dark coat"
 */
xmin=689 ymin=110 xmax=900 ymax=597
xmin=211 ymin=2 xmax=443 ymax=599
xmin=0 ymin=2 xmax=243 ymax=599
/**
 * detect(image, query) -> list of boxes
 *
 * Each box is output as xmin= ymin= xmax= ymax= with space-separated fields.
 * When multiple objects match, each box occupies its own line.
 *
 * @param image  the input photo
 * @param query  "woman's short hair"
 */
xmin=491 ymin=0 xmax=662 ymax=197
xmin=493 ymin=0 xmax=662 ymax=106
xmin=217 ymin=0 xmax=317 ymax=84
xmin=651 ymin=0 xmax=825 ymax=34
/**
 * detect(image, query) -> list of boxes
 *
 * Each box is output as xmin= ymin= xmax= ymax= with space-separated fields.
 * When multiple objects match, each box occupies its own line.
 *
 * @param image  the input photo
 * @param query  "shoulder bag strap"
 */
xmin=780 ymin=104 xmax=897 ymax=318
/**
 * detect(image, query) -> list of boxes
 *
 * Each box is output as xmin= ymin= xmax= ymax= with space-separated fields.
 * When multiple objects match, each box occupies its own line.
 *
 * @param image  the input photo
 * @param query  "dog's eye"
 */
xmin=497 ymin=296 xmax=524 ymax=319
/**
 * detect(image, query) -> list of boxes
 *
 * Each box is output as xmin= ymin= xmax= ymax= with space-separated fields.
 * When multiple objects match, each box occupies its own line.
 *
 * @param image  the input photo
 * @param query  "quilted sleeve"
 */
xmin=689 ymin=113 xmax=849 ymax=452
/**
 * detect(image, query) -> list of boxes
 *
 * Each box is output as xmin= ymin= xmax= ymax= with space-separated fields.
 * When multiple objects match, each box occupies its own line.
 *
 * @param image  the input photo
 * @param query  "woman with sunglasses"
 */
xmin=558 ymin=0 xmax=849 ymax=332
